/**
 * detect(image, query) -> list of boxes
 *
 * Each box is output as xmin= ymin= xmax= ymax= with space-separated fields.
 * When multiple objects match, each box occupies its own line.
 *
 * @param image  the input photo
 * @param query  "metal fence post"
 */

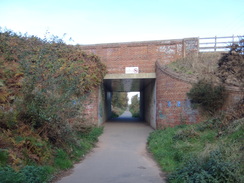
xmin=214 ymin=36 xmax=217 ymax=52
xmin=182 ymin=39 xmax=185 ymax=58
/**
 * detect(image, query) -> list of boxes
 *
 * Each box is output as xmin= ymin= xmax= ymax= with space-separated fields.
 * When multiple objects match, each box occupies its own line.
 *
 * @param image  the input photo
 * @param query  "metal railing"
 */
xmin=199 ymin=35 xmax=243 ymax=52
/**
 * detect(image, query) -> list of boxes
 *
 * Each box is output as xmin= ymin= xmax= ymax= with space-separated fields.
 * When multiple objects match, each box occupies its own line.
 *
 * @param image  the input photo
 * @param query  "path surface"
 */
xmin=57 ymin=111 xmax=165 ymax=183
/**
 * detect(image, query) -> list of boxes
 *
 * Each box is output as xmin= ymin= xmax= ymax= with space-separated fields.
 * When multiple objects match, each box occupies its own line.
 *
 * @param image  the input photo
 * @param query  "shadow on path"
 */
xmin=109 ymin=109 xmax=142 ymax=123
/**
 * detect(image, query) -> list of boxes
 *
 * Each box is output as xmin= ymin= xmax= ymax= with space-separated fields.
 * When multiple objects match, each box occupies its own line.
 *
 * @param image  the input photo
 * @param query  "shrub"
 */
xmin=54 ymin=149 xmax=72 ymax=170
xmin=196 ymin=118 xmax=223 ymax=132
xmin=0 ymin=150 xmax=8 ymax=166
xmin=187 ymin=80 xmax=227 ymax=115
xmin=217 ymin=39 xmax=244 ymax=88
xmin=173 ymin=127 xmax=199 ymax=141
xmin=0 ymin=166 xmax=52 ymax=183
xmin=168 ymin=150 xmax=243 ymax=183
xmin=167 ymin=52 xmax=221 ymax=83
xmin=222 ymin=98 xmax=244 ymax=127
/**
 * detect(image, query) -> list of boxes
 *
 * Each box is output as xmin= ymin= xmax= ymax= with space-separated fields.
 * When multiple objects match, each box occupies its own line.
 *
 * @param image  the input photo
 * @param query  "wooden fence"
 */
xmin=199 ymin=35 xmax=243 ymax=52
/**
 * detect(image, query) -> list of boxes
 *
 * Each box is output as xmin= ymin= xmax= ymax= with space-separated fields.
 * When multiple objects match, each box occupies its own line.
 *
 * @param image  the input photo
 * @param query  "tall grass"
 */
xmin=148 ymin=118 xmax=244 ymax=182
xmin=168 ymin=52 xmax=222 ymax=82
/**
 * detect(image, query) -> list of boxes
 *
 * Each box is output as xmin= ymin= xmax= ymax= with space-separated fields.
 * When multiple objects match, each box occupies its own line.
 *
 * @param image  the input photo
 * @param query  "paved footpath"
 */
xmin=57 ymin=112 xmax=165 ymax=183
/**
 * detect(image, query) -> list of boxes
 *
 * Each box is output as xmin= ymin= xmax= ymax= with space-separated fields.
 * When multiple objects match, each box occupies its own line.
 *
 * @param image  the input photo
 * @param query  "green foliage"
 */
xmin=0 ymin=150 xmax=8 ymax=166
xmin=111 ymin=92 xmax=128 ymax=117
xmin=147 ymin=128 xmax=181 ymax=172
xmin=17 ymin=37 xmax=106 ymax=146
xmin=169 ymin=151 xmax=242 ymax=183
xmin=81 ymin=127 xmax=103 ymax=142
xmin=0 ymin=29 xmax=105 ymax=180
xmin=148 ymin=116 xmax=244 ymax=182
xmin=0 ymin=123 xmax=53 ymax=167
xmin=187 ymin=80 xmax=227 ymax=115
xmin=54 ymin=149 xmax=72 ymax=170
xmin=111 ymin=111 xmax=120 ymax=118
xmin=129 ymin=94 xmax=140 ymax=118
xmin=0 ymin=29 xmax=106 ymax=146
xmin=0 ymin=110 xmax=18 ymax=129
xmin=54 ymin=127 xmax=103 ymax=170
xmin=172 ymin=127 xmax=199 ymax=141
xmin=112 ymin=92 xmax=128 ymax=109
xmin=0 ymin=166 xmax=53 ymax=183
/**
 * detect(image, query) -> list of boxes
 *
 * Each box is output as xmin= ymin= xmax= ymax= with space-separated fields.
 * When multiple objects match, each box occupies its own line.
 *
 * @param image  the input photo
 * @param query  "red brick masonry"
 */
xmin=80 ymin=38 xmax=242 ymax=128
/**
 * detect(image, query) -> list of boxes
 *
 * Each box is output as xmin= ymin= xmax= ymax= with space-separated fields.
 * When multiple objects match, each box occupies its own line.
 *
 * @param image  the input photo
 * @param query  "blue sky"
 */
xmin=0 ymin=0 xmax=243 ymax=44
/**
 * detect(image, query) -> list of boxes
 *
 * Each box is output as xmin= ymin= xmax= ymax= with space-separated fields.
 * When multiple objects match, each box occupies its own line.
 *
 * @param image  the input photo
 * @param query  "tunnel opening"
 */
xmin=110 ymin=92 xmax=141 ymax=122
xmin=102 ymin=74 xmax=156 ymax=128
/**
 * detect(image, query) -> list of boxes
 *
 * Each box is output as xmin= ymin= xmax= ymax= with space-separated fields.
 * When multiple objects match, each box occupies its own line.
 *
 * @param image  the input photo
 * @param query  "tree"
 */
xmin=111 ymin=92 xmax=128 ymax=117
xmin=112 ymin=92 xmax=128 ymax=109
xmin=129 ymin=94 xmax=140 ymax=118
xmin=217 ymin=37 xmax=244 ymax=89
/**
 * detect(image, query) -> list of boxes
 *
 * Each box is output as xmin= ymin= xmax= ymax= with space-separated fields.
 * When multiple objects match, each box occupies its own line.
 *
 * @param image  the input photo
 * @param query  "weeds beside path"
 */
xmin=0 ymin=127 xmax=103 ymax=183
xmin=148 ymin=118 xmax=244 ymax=182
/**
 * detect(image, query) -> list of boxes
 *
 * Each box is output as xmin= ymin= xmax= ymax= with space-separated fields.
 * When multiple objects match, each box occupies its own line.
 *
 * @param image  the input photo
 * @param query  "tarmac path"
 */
xmin=57 ymin=110 xmax=165 ymax=183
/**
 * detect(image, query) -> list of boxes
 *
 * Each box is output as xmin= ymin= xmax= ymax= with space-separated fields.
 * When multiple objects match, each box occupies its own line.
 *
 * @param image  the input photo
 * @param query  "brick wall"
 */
xmin=156 ymin=62 xmax=201 ymax=127
xmin=80 ymin=38 xmax=198 ymax=74
xmin=155 ymin=61 xmax=243 ymax=128
xmin=81 ymin=38 xmax=242 ymax=128
xmin=80 ymin=38 xmax=199 ymax=127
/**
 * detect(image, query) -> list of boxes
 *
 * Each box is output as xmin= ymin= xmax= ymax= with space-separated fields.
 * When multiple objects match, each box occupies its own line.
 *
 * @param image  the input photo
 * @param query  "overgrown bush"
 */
xmin=173 ymin=127 xmax=199 ymax=141
xmin=0 ymin=166 xmax=52 ymax=183
xmin=196 ymin=118 xmax=223 ymax=132
xmin=0 ymin=29 xmax=106 ymax=147
xmin=169 ymin=150 xmax=243 ymax=183
xmin=18 ymin=42 xmax=106 ymax=146
xmin=217 ymin=38 xmax=244 ymax=88
xmin=187 ymin=80 xmax=227 ymax=115
xmin=148 ymin=116 xmax=244 ymax=183
xmin=168 ymin=52 xmax=221 ymax=81
xmin=0 ymin=150 xmax=8 ymax=166
xmin=0 ymin=28 xmax=106 ymax=180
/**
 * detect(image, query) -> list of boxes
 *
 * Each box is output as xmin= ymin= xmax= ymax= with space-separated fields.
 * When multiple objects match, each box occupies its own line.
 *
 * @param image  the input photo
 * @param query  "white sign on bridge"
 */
xmin=125 ymin=67 xmax=139 ymax=74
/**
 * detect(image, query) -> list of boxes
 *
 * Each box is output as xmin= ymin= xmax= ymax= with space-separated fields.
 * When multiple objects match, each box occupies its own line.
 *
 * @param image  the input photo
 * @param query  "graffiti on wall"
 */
xmin=158 ymin=99 xmax=198 ymax=123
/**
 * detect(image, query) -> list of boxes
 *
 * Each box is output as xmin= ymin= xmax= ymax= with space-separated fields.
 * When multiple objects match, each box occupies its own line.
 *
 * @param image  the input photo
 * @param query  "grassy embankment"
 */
xmin=0 ymin=29 xmax=106 ymax=182
xmin=148 ymin=51 xmax=243 ymax=182
xmin=148 ymin=116 xmax=243 ymax=182
xmin=0 ymin=127 xmax=103 ymax=183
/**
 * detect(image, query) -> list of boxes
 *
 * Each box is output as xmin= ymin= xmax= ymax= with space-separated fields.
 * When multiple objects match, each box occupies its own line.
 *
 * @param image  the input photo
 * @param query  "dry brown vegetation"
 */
xmin=0 ymin=29 xmax=106 ymax=182
xmin=168 ymin=52 xmax=222 ymax=84
xmin=168 ymin=49 xmax=244 ymax=89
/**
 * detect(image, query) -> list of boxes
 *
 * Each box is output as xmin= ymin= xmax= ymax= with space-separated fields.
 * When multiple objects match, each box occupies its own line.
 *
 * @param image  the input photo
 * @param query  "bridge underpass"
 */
xmin=81 ymin=37 xmax=203 ymax=127
xmin=102 ymin=73 xmax=157 ymax=129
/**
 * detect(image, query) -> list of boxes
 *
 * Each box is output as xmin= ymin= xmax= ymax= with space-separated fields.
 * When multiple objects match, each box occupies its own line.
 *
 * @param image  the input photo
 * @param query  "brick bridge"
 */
xmin=80 ymin=37 xmax=239 ymax=129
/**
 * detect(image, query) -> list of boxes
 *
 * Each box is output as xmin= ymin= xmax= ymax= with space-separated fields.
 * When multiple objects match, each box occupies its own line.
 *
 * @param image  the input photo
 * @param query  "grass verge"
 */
xmin=0 ymin=127 xmax=103 ymax=183
xmin=147 ymin=118 xmax=244 ymax=182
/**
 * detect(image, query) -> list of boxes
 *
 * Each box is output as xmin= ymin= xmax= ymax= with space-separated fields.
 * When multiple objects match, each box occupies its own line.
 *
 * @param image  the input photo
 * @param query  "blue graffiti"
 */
xmin=159 ymin=110 xmax=167 ymax=119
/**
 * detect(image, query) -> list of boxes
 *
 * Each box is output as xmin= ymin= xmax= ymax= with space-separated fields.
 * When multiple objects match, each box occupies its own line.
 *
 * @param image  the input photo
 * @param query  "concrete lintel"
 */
xmin=104 ymin=73 xmax=156 ymax=80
